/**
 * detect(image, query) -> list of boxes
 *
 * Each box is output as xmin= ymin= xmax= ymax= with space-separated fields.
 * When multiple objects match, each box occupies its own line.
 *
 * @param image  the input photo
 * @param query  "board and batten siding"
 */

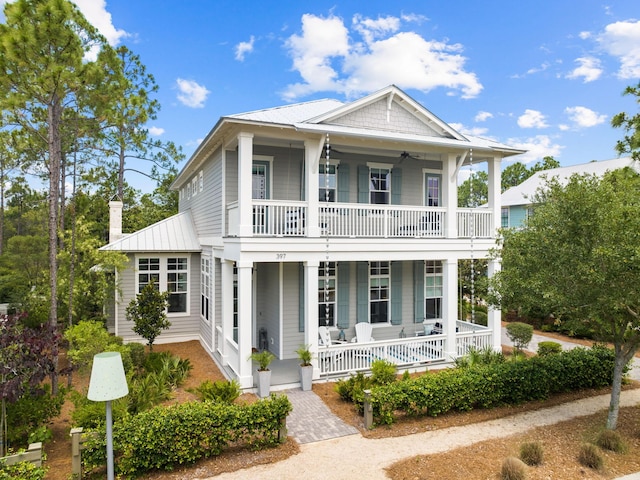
xmin=256 ymin=263 xmax=280 ymax=354
xmin=281 ymin=262 xmax=303 ymax=359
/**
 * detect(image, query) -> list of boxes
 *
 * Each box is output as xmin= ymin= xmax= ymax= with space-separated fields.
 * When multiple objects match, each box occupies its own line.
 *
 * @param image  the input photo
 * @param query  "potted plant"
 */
xmin=249 ymin=350 xmax=275 ymax=398
xmin=295 ymin=344 xmax=314 ymax=391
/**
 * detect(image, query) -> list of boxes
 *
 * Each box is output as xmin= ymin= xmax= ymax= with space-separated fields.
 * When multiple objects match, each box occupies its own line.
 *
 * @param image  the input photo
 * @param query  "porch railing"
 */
xmin=318 ymin=335 xmax=447 ymax=375
xmin=227 ymin=200 xmax=494 ymax=239
xmin=318 ymin=321 xmax=493 ymax=375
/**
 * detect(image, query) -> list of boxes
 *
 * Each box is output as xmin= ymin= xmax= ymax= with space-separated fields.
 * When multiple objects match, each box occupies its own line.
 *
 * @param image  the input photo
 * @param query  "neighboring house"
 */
xmin=501 ymin=157 xmax=638 ymax=229
xmin=100 ymin=85 xmax=525 ymax=390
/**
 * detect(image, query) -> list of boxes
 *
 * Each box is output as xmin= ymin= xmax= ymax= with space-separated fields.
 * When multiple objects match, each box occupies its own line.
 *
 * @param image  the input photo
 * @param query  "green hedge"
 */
xmin=371 ymin=345 xmax=619 ymax=425
xmin=82 ymin=394 xmax=292 ymax=478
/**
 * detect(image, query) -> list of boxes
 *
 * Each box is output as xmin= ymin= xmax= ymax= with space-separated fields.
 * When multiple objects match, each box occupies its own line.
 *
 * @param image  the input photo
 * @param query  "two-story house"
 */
xmin=101 ymin=85 xmax=525 ymax=390
xmin=501 ymin=157 xmax=637 ymax=229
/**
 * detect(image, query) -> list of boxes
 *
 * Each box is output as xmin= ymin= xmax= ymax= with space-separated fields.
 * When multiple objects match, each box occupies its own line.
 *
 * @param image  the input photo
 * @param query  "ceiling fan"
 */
xmin=398 ymin=151 xmax=421 ymax=164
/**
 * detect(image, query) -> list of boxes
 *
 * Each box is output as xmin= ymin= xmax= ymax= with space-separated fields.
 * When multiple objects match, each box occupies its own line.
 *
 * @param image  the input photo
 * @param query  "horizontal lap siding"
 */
xmin=116 ymin=254 xmax=201 ymax=344
xmin=187 ymin=150 xmax=221 ymax=237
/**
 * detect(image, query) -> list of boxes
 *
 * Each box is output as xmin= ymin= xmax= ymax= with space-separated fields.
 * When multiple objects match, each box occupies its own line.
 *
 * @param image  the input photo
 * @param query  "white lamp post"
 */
xmin=88 ymin=352 xmax=129 ymax=480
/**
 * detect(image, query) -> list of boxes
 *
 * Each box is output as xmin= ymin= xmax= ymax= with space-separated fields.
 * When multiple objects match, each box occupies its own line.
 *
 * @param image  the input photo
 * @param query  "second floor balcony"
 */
xmin=227 ymin=200 xmax=494 ymax=239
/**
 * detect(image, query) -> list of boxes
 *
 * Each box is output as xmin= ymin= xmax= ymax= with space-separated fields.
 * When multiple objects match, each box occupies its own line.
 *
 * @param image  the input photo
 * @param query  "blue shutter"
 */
xmin=390 ymin=261 xmax=402 ymax=325
xmin=337 ymin=262 xmax=350 ymax=329
xmin=414 ymin=260 xmax=424 ymax=323
xmin=391 ymin=168 xmax=402 ymax=205
xmin=337 ymin=164 xmax=350 ymax=203
xmin=358 ymin=165 xmax=369 ymax=203
xmin=356 ymin=261 xmax=369 ymax=323
xmin=299 ymin=263 xmax=304 ymax=332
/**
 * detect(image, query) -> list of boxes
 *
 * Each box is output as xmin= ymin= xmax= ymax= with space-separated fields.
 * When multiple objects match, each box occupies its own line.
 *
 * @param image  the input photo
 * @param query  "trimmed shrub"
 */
xmin=0 ymin=460 xmax=46 ymax=480
xmin=370 ymin=345 xmax=618 ymax=426
xmin=500 ymin=456 xmax=527 ymax=480
xmin=506 ymin=322 xmax=534 ymax=353
xmin=596 ymin=429 xmax=626 ymax=453
xmin=519 ymin=441 xmax=544 ymax=466
xmin=81 ymin=394 xmax=292 ymax=478
xmin=191 ymin=379 xmax=240 ymax=404
xmin=370 ymin=359 xmax=397 ymax=385
xmin=578 ymin=443 xmax=603 ymax=470
xmin=537 ymin=341 xmax=562 ymax=356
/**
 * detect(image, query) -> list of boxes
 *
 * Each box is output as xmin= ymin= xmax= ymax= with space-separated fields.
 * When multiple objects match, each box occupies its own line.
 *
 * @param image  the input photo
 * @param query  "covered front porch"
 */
xmin=253 ymin=320 xmax=493 ymax=389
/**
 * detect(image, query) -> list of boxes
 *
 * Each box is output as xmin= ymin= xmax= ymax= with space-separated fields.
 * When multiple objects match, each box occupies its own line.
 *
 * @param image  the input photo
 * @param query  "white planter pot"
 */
xmin=299 ymin=365 xmax=313 ymax=391
xmin=256 ymin=369 xmax=271 ymax=398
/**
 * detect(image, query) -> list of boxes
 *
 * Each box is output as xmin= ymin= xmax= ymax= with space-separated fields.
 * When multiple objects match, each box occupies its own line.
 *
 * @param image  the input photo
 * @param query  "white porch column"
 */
xmin=304 ymin=260 xmax=320 ymax=379
xmin=487 ymin=156 xmax=502 ymax=233
xmin=487 ymin=259 xmax=502 ymax=352
xmin=237 ymin=261 xmax=254 ymax=389
xmin=220 ymin=259 xmax=234 ymax=366
xmin=444 ymin=153 xmax=458 ymax=238
xmin=305 ymin=139 xmax=323 ymax=237
xmin=237 ymin=132 xmax=254 ymax=237
xmin=443 ymin=258 xmax=458 ymax=360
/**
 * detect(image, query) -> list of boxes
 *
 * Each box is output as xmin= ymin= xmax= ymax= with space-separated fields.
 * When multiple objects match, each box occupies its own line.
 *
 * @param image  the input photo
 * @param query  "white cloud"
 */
xmin=597 ymin=20 xmax=640 ymax=79
xmin=517 ymin=109 xmax=548 ymax=129
xmin=564 ymin=106 xmax=607 ymax=128
xmin=579 ymin=31 xmax=592 ymax=40
xmin=148 ymin=126 xmax=165 ymax=136
xmin=474 ymin=111 xmax=493 ymax=122
xmin=175 ymin=78 xmax=210 ymax=108
xmin=73 ymin=0 xmax=128 ymax=45
xmin=235 ymin=36 xmax=255 ymax=61
xmin=566 ymin=56 xmax=602 ymax=82
xmin=283 ymin=13 xmax=482 ymax=101
xmin=450 ymin=122 xmax=488 ymax=137
xmin=506 ymin=135 xmax=563 ymax=165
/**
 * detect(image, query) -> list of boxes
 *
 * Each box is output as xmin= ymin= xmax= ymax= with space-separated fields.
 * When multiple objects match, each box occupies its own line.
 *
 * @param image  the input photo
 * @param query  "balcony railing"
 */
xmin=226 ymin=200 xmax=494 ymax=238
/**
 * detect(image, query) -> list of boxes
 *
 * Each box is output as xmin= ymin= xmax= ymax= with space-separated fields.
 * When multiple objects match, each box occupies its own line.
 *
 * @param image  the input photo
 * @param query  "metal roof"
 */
xmin=228 ymin=98 xmax=344 ymax=124
xmin=99 ymin=210 xmax=201 ymax=252
xmin=501 ymin=157 xmax=638 ymax=207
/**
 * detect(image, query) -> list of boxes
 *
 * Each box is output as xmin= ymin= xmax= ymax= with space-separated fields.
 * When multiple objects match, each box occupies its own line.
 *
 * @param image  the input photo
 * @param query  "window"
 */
xmin=201 ymin=257 xmax=211 ymax=321
xmin=370 ymin=261 xmax=389 ymax=324
xmin=501 ymin=207 xmax=509 ymax=228
xmin=138 ymin=258 xmax=160 ymax=292
xmin=136 ymin=256 xmax=189 ymax=314
xmin=199 ymin=171 xmax=204 ymax=192
xmin=252 ymin=163 xmax=268 ymax=199
xmin=425 ymin=173 xmax=441 ymax=207
xmin=425 ymin=261 xmax=443 ymax=319
xmin=191 ymin=177 xmax=197 ymax=197
xmin=167 ymin=258 xmax=188 ymax=313
xmin=370 ymin=167 xmax=390 ymax=204
xmin=233 ymin=265 xmax=238 ymax=343
xmin=319 ymin=164 xmax=337 ymax=202
xmin=318 ymin=262 xmax=336 ymax=327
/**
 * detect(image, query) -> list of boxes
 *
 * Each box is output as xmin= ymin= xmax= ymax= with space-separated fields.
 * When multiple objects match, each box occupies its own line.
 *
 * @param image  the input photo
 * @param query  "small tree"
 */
xmin=506 ymin=322 xmax=534 ymax=354
xmin=125 ymin=281 xmax=170 ymax=351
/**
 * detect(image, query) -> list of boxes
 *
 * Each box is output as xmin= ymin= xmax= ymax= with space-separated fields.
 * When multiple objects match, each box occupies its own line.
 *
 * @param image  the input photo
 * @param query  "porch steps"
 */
xmin=285 ymin=389 xmax=358 ymax=444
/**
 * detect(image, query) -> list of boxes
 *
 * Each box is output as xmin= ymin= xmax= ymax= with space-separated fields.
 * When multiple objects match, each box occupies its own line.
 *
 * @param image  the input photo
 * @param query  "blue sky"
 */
xmin=3 ymin=1 xmax=640 ymax=193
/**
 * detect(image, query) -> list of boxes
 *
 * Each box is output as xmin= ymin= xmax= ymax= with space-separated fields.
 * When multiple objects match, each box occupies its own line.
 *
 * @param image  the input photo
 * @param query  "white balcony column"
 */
xmin=444 ymin=153 xmax=458 ymax=238
xmin=304 ymin=260 xmax=320 ymax=378
xmin=487 ymin=156 xmax=502 ymax=234
xmin=305 ymin=139 xmax=323 ymax=237
xmin=487 ymin=259 xmax=502 ymax=352
xmin=237 ymin=132 xmax=254 ymax=237
xmin=237 ymin=261 xmax=254 ymax=389
xmin=220 ymin=259 xmax=234 ymax=366
xmin=443 ymin=258 xmax=458 ymax=359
